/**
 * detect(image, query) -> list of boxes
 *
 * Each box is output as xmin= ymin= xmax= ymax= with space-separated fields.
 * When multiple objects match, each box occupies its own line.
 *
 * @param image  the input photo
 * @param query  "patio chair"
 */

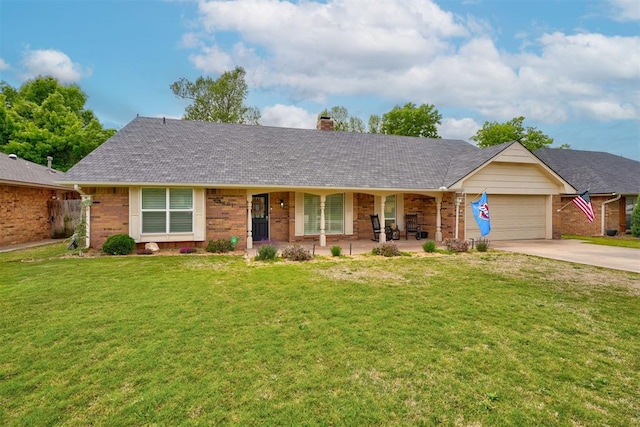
xmin=405 ymin=214 xmax=422 ymax=240
xmin=370 ymin=214 xmax=382 ymax=241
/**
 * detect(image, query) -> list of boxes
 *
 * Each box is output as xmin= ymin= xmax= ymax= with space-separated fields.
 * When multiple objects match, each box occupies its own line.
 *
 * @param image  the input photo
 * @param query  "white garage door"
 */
xmin=466 ymin=195 xmax=546 ymax=240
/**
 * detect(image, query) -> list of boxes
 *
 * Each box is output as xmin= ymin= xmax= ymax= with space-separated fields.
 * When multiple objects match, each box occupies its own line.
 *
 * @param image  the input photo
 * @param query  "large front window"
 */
xmin=626 ymin=196 xmax=637 ymax=230
xmin=303 ymin=193 xmax=344 ymax=234
xmin=384 ymin=195 xmax=396 ymax=227
xmin=141 ymin=188 xmax=193 ymax=233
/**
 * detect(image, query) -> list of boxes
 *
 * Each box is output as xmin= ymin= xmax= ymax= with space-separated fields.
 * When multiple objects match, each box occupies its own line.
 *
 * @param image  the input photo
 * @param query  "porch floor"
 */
xmin=246 ymin=237 xmax=430 ymax=257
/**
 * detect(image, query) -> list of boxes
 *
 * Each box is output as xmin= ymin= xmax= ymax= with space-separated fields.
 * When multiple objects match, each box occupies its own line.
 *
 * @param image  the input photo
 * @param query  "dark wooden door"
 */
xmin=251 ymin=194 xmax=269 ymax=242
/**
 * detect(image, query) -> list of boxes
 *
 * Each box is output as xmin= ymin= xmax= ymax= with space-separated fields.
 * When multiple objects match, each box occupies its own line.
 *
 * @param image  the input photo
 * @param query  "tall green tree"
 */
xmin=380 ymin=102 xmax=442 ymax=138
xmin=171 ymin=66 xmax=260 ymax=124
xmin=0 ymin=77 xmax=115 ymax=171
xmin=470 ymin=116 xmax=558 ymax=151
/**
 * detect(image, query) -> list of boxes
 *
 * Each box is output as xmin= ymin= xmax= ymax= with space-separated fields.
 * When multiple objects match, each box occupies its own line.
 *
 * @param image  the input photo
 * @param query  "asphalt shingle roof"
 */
xmin=535 ymin=148 xmax=640 ymax=195
xmin=62 ymin=116 xmax=492 ymax=190
xmin=0 ymin=152 xmax=67 ymax=189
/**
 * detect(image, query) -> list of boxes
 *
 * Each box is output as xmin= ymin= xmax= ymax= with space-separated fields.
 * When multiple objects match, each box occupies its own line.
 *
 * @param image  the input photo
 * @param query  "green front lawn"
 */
xmin=1 ymin=245 xmax=638 ymax=426
xmin=563 ymin=234 xmax=640 ymax=249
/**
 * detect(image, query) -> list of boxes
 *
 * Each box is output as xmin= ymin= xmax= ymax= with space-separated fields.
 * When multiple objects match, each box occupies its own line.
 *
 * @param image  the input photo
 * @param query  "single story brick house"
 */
xmin=0 ymin=152 xmax=77 ymax=246
xmin=535 ymin=148 xmax=640 ymax=236
xmin=59 ymin=116 xmax=576 ymax=250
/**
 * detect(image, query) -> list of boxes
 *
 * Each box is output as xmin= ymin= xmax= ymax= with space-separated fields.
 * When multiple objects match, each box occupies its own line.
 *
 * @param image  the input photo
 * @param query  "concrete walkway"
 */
xmin=491 ymin=239 xmax=640 ymax=273
xmin=0 ymin=239 xmax=64 ymax=253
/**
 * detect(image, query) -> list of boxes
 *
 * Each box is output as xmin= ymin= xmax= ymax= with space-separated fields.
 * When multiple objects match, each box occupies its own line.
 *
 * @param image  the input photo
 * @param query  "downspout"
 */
xmin=454 ymin=194 xmax=461 ymax=239
xmin=601 ymin=193 xmax=621 ymax=235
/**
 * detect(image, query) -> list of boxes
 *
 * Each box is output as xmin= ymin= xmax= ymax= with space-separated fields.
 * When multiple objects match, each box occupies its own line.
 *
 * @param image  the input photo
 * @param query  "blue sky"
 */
xmin=1 ymin=0 xmax=639 ymax=160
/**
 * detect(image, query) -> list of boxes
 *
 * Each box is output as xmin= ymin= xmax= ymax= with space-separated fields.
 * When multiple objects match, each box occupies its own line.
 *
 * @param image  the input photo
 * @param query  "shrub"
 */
xmin=632 ymin=196 xmax=640 ymax=237
xmin=422 ymin=240 xmax=437 ymax=253
xmin=444 ymin=238 xmax=469 ymax=253
xmin=372 ymin=242 xmax=401 ymax=257
xmin=255 ymin=244 xmax=278 ymax=261
xmin=206 ymin=239 xmax=235 ymax=253
xmin=281 ymin=244 xmax=312 ymax=261
xmin=330 ymin=245 xmax=342 ymax=257
xmin=475 ymin=238 xmax=490 ymax=252
xmin=102 ymin=234 xmax=136 ymax=255
xmin=179 ymin=247 xmax=197 ymax=254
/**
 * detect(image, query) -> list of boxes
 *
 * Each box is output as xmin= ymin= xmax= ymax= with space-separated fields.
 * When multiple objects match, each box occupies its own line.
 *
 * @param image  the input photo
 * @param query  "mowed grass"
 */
xmin=1 ymin=244 xmax=638 ymax=426
xmin=563 ymin=234 xmax=640 ymax=249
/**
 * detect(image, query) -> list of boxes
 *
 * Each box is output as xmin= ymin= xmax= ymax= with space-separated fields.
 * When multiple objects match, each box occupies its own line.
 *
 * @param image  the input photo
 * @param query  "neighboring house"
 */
xmin=535 ymin=148 xmax=640 ymax=236
xmin=0 ymin=153 xmax=78 ymax=247
xmin=59 ymin=116 xmax=575 ymax=250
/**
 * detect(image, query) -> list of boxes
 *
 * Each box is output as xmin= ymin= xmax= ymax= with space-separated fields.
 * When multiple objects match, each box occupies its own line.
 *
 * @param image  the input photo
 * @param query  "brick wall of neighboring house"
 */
xmin=558 ymin=194 xmax=623 ymax=236
xmin=206 ymin=189 xmax=247 ymax=244
xmin=0 ymin=184 xmax=54 ymax=246
xmin=86 ymin=187 xmax=129 ymax=249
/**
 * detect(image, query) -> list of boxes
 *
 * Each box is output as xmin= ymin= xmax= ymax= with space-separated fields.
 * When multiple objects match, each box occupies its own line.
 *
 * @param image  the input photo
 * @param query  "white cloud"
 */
xmin=0 ymin=58 xmax=9 ymax=70
xmin=438 ymin=117 xmax=480 ymax=141
xmin=21 ymin=49 xmax=90 ymax=83
xmin=185 ymin=0 xmax=640 ymax=125
xmin=260 ymin=104 xmax=317 ymax=129
xmin=608 ymin=0 xmax=640 ymax=21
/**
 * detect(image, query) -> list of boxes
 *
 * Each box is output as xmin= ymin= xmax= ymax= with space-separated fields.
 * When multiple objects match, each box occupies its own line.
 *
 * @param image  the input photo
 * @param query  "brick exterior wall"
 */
xmin=558 ymin=194 xmax=626 ymax=236
xmin=1 ymin=184 xmax=55 ymax=246
xmin=85 ymin=187 xmax=129 ymax=249
xmin=206 ymin=189 xmax=246 ymax=243
xmin=270 ymin=191 xmax=291 ymax=243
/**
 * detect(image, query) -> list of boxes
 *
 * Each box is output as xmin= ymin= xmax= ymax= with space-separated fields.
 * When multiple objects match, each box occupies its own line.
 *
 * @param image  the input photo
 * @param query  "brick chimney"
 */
xmin=317 ymin=116 xmax=334 ymax=131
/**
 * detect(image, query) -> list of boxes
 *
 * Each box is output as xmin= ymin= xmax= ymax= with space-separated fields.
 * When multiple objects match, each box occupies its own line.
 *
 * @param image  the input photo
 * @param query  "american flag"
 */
xmin=572 ymin=190 xmax=595 ymax=223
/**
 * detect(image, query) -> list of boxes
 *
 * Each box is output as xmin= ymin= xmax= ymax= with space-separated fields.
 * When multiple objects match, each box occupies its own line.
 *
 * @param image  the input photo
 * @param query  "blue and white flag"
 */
xmin=471 ymin=192 xmax=491 ymax=236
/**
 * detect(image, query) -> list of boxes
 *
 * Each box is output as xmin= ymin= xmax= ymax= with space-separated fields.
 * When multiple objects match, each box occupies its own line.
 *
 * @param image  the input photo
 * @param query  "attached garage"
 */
xmin=465 ymin=194 xmax=547 ymax=240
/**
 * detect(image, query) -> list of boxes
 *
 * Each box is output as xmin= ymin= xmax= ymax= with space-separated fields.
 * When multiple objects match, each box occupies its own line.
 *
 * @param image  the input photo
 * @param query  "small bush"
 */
xmin=102 ymin=234 xmax=136 ymax=255
xmin=255 ymin=244 xmax=278 ymax=261
xmin=206 ymin=239 xmax=235 ymax=253
xmin=281 ymin=244 xmax=312 ymax=261
xmin=179 ymin=247 xmax=197 ymax=254
xmin=632 ymin=196 xmax=640 ymax=237
xmin=422 ymin=240 xmax=437 ymax=253
xmin=330 ymin=245 xmax=342 ymax=257
xmin=372 ymin=242 xmax=401 ymax=257
xmin=475 ymin=238 xmax=490 ymax=252
xmin=444 ymin=238 xmax=469 ymax=253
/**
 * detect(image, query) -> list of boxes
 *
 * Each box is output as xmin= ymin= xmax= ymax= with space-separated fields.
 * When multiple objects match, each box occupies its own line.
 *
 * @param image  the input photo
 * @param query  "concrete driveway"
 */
xmin=491 ymin=239 xmax=640 ymax=273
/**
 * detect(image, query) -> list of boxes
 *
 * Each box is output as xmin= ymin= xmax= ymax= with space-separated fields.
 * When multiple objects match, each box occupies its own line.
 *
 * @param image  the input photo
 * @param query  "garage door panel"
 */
xmin=466 ymin=195 xmax=546 ymax=240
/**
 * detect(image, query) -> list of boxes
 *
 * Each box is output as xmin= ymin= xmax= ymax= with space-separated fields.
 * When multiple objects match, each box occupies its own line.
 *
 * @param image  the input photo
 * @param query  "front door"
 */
xmin=251 ymin=194 xmax=269 ymax=242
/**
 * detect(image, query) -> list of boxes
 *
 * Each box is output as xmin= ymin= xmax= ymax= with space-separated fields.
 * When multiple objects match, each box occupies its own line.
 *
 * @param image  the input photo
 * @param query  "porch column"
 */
xmin=320 ymin=195 xmax=326 ymax=247
xmin=436 ymin=196 xmax=443 ymax=241
xmin=246 ymin=193 xmax=253 ymax=249
xmin=81 ymin=195 xmax=92 ymax=248
xmin=379 ymin=196 xmax=387 ymax=243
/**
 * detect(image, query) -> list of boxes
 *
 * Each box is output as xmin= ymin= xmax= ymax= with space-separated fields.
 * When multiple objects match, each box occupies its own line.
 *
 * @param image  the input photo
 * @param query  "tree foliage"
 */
xmin=380 ymin=102 xmax=442 ymax=138
xmin=631 ymin=196 xmax=640 ymax=237
xmin=0 ymin=76 xmax=116 ymax=171
xmin=171 ymin=66 xmax=260 ymax=125
xmin=319 ymin=103 xmax=442 ymax=138
xmin=470 ymin=116 xmax=556 ymax=151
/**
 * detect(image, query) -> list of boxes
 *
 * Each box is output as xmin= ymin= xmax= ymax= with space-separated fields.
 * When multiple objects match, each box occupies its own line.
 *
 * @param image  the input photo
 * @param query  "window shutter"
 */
xmin=295 ymin=192 xmax=305 ymax=236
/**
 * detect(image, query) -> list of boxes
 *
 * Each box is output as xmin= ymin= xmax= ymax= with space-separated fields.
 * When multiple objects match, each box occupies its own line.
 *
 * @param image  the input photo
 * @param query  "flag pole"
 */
xmin=556 ymin=190 xmax=589 ymax=212
xmin=472 ymin=188 xmax=487 ymax=200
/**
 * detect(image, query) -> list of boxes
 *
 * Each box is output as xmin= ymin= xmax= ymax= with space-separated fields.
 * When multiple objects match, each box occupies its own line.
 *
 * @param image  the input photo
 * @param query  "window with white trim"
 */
xmin=141 ymin=188 xmax=193 ymax=233
xmin=303 ymin=193 xmax=344 ymax=234
xmin=384 ymin=195 xmax=396 ymax=227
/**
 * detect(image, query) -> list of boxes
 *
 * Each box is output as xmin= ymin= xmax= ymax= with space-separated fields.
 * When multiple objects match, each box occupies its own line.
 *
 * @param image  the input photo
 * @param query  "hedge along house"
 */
xmin=58 ymin=116 xmax=574 ymax=250
xmin=0 ymin=152 xmax=78 ymax=247
xmin=535 ymin=148 xmax=640 ymax=236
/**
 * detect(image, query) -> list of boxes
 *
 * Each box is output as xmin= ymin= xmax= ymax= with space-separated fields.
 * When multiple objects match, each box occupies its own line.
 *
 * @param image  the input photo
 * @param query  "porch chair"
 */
xmin=370 ymin=214 xmax=382 ymax=241
xmin=405 ymin=214 xmax=422 ymax=240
